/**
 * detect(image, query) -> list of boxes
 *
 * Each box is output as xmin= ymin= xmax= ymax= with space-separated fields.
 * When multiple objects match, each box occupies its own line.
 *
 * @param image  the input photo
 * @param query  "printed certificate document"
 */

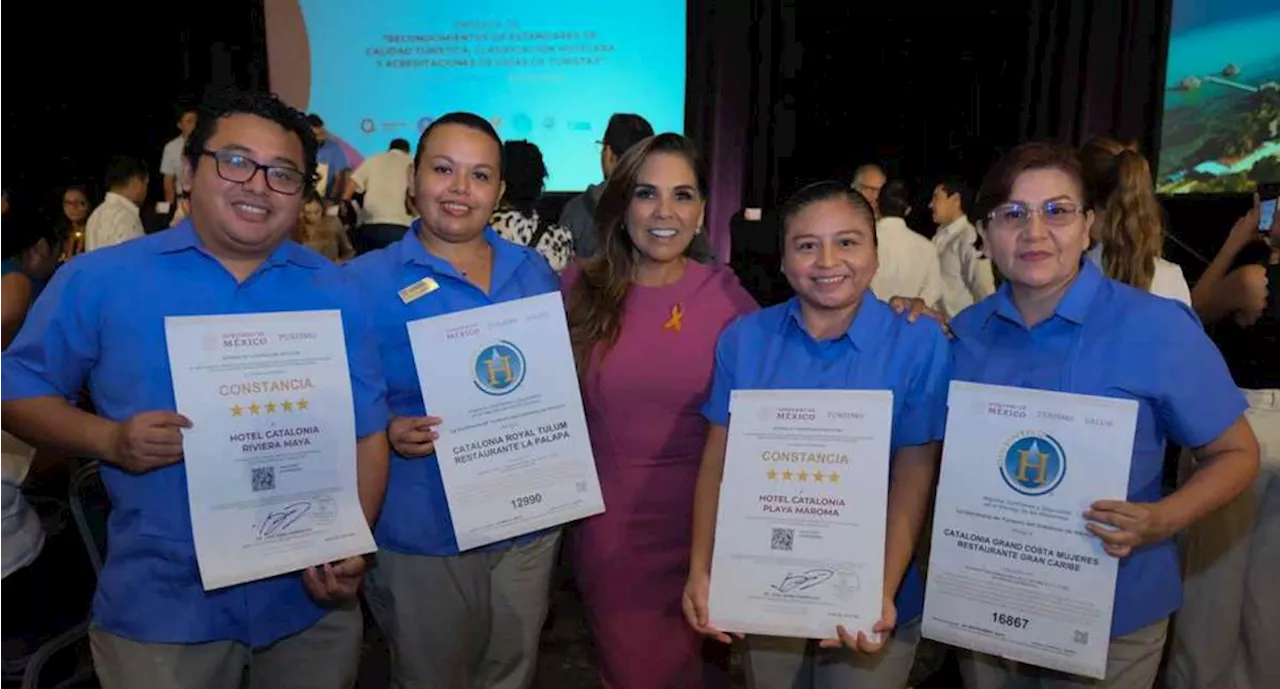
xmin=922 ymin=381 xmax=1138 ymax=679
xmin=165 ymin=311 xmax=376 ymax=591
xmin=407 ymin=292 xmax=604 ymax=551
xmin=709 ymin=389 xmax=892 ymax=640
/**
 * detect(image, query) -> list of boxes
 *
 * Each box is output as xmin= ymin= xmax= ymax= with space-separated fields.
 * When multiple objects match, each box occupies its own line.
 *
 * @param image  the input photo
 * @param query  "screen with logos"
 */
xmin=1157 ymin=0 xmax=1280 ymax=194
xmin=265 ymin=0 xmax=687 ymax=192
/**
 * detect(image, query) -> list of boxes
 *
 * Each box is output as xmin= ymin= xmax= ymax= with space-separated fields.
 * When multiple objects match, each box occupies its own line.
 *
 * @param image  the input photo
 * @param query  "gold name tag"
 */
xmin=398 ymin=277 xmax=439 ymax=304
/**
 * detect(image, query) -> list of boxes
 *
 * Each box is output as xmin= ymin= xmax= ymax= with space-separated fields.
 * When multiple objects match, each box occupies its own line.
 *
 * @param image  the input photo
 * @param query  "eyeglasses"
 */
xmin=201 ymin=149 xmax=311 ymax=195
xmin=986 ymin=201 xmax=1085 ymax=230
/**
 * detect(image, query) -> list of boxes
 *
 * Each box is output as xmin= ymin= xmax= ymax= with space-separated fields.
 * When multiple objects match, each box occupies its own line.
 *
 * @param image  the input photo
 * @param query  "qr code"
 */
xmin=252 ymin=467 xmax=276 ymax=493
xmin=1073 ymin=629 xmax=1089 ymax=645
xmin=576 ymin=480 xmax=588 ymax=494
xmin=771 ymin=528 xmax=794 ymax=552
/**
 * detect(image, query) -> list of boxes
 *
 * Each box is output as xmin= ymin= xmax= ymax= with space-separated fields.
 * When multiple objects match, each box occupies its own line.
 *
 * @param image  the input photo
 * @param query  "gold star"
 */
xmin=767 ymin=469 xmax=778 ymax=481
xmin=829 ymin=472 xmax=840 ymax=484
xmin=281 ymin=400 xmax=294 ymax=412
xmin=797 ymin=470 xmax=809 ymax=482
xmin=231 ymin=405 xmax=243 ymax=417
xmin=813 ymin=471 xmax=825 ymax=482
xmin=297 ymin=398 xmax=309 ymax=410
xmin=782 ymin=470 xmax=794 ymax=481
xmin=265 ymin=401 xmax=277 ymax=414
xmin=248 ymin=402 xmax=261 ymax=415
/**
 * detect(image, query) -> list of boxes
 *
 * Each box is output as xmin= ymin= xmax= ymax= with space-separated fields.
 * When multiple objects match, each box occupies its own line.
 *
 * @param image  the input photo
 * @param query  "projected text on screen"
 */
xmin=266 ymin=0 xmax=687 ymax=192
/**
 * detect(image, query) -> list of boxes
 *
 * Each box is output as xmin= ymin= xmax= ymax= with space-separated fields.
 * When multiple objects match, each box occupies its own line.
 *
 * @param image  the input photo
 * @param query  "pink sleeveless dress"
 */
xmin=562 ymin=261 xmax=758 ymax=689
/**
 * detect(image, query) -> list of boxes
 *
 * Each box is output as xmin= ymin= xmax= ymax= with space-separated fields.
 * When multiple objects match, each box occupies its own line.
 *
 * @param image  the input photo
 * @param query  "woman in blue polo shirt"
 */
xmin=950 ymin=142 xmax=1259 ymax=689
xmin=346 ymin=113 xmax=561 ymax=689
xmin=684 ymin=181 xmax=950 ymax=689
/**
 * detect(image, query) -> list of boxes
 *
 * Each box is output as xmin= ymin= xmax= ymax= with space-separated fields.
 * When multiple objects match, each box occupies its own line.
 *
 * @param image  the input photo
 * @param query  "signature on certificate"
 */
xmin=258 ymin=502 xmax=312 ymax=538
xmin=770 ymin=568 xmax=835 ymax=594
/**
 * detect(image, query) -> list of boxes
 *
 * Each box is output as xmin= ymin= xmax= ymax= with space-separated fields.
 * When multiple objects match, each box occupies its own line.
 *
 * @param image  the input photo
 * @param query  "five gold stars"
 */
xmin=231 ymin=399 xmax=310 ymax=416
xmin=767 ymin=469 xmax=840 ymax=483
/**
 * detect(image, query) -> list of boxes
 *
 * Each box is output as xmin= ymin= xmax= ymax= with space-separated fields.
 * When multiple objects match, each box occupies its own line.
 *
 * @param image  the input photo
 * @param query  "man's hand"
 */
xmin=302 ymin=556 xmax=366 ymax=604
xmin=106 ymin=411 xmax=192 ymax=473
xmin=388 ymin=415 xmax=442 ymax=458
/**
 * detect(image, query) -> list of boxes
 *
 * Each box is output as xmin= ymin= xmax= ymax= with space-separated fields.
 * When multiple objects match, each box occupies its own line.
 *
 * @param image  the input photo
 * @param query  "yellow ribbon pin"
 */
xmin=663 ymin=303 xmax=684 ymax=333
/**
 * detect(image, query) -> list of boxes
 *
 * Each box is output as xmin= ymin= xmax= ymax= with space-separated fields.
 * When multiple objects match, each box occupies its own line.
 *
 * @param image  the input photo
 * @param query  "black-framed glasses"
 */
xmin=201 ymin=149 xmax=311 ymax=195
xmin=986 ymin=200 xmax=1085 ymax=230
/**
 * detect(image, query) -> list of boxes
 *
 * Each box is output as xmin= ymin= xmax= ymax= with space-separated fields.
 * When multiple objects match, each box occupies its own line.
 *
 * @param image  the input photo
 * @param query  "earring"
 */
xmin=695 ymin=226 xmax=704 ymax=235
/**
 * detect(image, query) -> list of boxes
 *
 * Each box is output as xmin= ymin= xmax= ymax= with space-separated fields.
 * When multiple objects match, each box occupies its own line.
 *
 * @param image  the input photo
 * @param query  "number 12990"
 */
xmin=511 ymin=493 xmax=543 ymax=509
xmin=992 ymin=612 xmax=1030 ymax=629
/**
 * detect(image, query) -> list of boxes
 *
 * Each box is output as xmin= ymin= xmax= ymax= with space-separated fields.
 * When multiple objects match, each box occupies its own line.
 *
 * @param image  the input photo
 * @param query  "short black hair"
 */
xmin=502 ymin=140 xmax=547 ymax=212
xmin=878 ymin=179 xmax=911 ymax=219
xmin=306 ymin=113 xmax=324 ymax=128
xmin=389 ymin=138 xmax=411 ymax=153
xmin=185 ymin=88 xmax=318 ymax=180
xmin=4 ymin=210 xmax=66 ymax=260
xmin=778 ymin=180 xmax=877 ymax=251
xmin=104 ymin=155 xmax=148 ymax=191
xmin=603 ymin=113 xmax=654 ymax=158
xmin=935 ymin=175 xmax=972 ymax=214
xmin=413 ymin=112 xmax=504 ymax=177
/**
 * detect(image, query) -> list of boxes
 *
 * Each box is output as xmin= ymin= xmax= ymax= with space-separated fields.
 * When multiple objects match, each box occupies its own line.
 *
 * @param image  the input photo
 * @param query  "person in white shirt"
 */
xmin=928 ymin=176 xmax=996 ymax=317
xmin=85 ymin=156 xmax=148 ymax=252
xmin=159 ymin=106 xmax=197 ymax=222
xmin=343 ymin=138 xmax=414 ymax=251
xmin=1080 ymin=136 xmax=1191 ymax=305
xmin=869 ymin=179 xmax=943 ymax=308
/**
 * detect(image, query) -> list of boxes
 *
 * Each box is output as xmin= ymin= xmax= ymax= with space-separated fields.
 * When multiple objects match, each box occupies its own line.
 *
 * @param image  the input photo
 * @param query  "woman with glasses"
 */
xmin=346 ymin=113 xmax=563 ymax=689
xmin=949 ymin=143 xmax=1259 ymax=689
xmin=57 ymin=186 xmax=92 ymax=260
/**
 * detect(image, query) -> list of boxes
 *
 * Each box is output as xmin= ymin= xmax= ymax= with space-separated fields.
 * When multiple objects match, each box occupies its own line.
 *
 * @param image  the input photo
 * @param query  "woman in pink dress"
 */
xmin=562 ymin=133 xmax=758 ymax=688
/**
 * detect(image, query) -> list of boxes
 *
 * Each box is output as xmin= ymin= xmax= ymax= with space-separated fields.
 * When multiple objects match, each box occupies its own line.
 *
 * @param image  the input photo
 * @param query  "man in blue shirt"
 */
xmin=347 ymin=113 xmax=561 ymax=689
xmin=308 ymin=114 xmax=352 ymax=203
xmin=684 ymin=182 xmax=950 ymax=689
xmin=1 ymin=88 xmax=390 ymax=689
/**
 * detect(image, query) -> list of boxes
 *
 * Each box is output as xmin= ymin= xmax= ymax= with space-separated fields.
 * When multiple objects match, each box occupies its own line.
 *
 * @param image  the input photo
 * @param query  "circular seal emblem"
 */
xmin=1000 ymin=432 xmax=1066 ymax=496
xmin=360 ymin=118 xmax=376 ymax=134
xmin=473 ymin=341 xmax=526 ymax=396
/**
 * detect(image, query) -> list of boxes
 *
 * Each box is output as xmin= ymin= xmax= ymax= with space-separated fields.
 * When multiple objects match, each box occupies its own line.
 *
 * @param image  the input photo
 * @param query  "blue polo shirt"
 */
xmin=950 ymin=259 xmax=1247 ymax=637
xmin=702 ymin=296 xmax=951 ymax=626
xmin=345 ymin=223 xmax=559 ymax=556
xmin=0 ymin=221 xmax=389 ymax=647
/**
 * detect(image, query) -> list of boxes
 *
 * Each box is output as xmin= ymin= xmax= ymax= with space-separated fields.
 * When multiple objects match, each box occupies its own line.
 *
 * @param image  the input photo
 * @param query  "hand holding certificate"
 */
xmin=921 ymin=382 xmax=1138 ymax=679
xmin=708 ymin=389 xmax=893 ymax=641
xmin=165 ymin=310 xmax=378 ymax=591
xmin=407 ymin=292 xmax=604 ymax=551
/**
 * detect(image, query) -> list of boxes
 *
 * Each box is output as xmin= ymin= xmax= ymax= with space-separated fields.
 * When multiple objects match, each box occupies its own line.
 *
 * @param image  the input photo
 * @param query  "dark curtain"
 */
xmin=1020 ymin=0 xmax=1173 ymax=153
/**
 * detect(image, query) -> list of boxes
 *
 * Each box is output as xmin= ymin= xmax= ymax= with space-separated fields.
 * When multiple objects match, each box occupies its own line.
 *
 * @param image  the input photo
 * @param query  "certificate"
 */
xmin=708 ymin=389 xmax=892 ymax=640
xmin=165 ymin=311 xmax=377 ymax=591
xmin=921 ymin=382 xmax=1138 ymax=679
xmin=406 ymin=292 xmax=604 ymax=551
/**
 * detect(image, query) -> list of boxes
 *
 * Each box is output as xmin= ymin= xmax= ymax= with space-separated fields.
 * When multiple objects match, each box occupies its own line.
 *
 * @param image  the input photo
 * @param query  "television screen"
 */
xmin=1157 ymin=1 xmax=1280 ymax=194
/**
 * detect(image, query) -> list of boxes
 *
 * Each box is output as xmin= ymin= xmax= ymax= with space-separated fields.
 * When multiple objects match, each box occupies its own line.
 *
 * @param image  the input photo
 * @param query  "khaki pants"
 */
xmin=1167 ymin=389 xmax=1280 ymax=689
xmin=90 ymin=603 xmax=362 ymax=689
xmin=364 ymin=529 xmax=561 ymax=689
xmin=743 ymin=620 xmax=920 ymax=689
xmin=958 ymin=619 xmax=1168 ymax=689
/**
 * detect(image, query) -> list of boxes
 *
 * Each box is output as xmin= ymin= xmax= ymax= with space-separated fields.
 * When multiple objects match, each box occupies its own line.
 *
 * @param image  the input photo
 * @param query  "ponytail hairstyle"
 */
xmin=565 ymin=133 xmax=711 ymax=377
xmin=1081 ymin=136 xmax=1162 ymax=290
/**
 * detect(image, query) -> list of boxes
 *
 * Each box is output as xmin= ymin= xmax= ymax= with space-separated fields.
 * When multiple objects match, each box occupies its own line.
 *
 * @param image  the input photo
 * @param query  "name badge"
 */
xmin=398 ymin=277 xmax=439 ymax=304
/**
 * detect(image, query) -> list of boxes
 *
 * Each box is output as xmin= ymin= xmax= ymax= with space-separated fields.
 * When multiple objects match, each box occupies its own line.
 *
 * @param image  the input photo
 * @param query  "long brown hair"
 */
xmin=1081 ymin=137 xmax=1163 ymax=290
xmin=565 ymin=133 xmax=711 ymax=377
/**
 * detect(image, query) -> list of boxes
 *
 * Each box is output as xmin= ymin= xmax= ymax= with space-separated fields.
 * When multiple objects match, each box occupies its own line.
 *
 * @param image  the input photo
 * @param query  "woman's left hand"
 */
xmin=819 ymin=595 xmax=896 ymax=654
xmin=1083 ymin=500 xmax=1173 ymax=558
